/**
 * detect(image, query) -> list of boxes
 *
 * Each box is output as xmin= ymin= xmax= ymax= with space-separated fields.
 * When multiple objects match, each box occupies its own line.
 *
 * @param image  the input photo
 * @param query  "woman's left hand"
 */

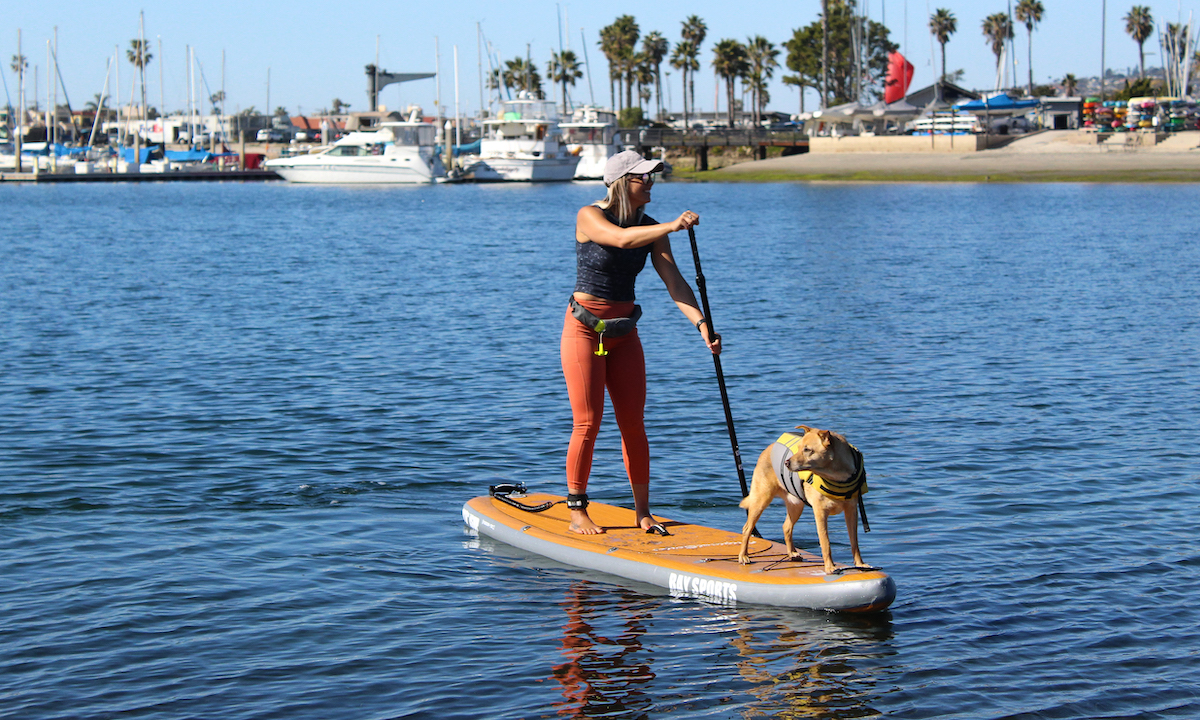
xmin=702 ymin=327 xmax=722 ymax=356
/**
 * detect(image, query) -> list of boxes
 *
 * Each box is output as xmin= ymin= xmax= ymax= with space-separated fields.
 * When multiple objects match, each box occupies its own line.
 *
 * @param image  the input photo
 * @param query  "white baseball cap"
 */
xmin=603 ymin=150 xmax=665 ymax=186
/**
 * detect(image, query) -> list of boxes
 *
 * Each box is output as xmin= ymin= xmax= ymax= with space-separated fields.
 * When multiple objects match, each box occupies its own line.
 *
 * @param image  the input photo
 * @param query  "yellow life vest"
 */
xmin=771 ymin=431 xmax=868 ymax=502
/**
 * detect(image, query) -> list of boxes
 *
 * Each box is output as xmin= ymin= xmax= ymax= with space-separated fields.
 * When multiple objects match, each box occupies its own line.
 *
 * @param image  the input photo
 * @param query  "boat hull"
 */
xmin=568 ymin=143 xmax=617 ymax=180
xmin=268 ymin=159 xmax=438 ymax=184
xmin=468 ymin=155 xmax=580 ymax=182
xmin=462 ymin=492 xmax=896 ymax=612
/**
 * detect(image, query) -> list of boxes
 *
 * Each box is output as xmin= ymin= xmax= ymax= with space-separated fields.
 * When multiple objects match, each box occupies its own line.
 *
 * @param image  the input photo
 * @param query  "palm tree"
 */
xmin=681 ymin=16 xmax=707 ymax=118
xmin=548 ymin=49 xmax=583 ymax=114
xmin=127 ymin=39 xmax=153 ymax=119
xmin=502 ymin=56 xmax=543 ymax=97
xmin=744 ymin=36 xmax=779 ymax=127
xmin=929 ymin=9 xmax=958 ymax=102
xmin=1015 ymin=0 xmax=1045 ymax=97
xmin=712 ymin=39 xmax=749 ymax=127
xmin=1062 ymin=73 xmax=1078 ymax=96
xmin=981 ymin=13 xmax=1014 ymax=89
xmin=84 ymin=92 xmax=110 ymax=122
xmin=1124 ymin=6 xmax=1154 ymax=79
xmin=610 ymin=16 xmax=641 ymax=111
xmin=598 ymin=24 xmax=622 ymax=109
xmin=633 ymin=55 xmax=654 ymax=113
xmin=670 ymin=40 xmax=699 ymax=127
xmin=641 ymin=31 xmax=669 ymax=119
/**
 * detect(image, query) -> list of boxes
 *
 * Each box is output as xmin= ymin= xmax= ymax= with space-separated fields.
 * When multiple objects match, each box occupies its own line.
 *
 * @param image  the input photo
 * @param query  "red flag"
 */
xmin=884 ymin=52 xmax=915 ymax=104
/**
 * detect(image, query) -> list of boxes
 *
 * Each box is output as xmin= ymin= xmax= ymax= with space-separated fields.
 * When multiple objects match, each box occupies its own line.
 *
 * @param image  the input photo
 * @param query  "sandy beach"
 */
xmin=710 ymin=130 xmax=1200 ymax=182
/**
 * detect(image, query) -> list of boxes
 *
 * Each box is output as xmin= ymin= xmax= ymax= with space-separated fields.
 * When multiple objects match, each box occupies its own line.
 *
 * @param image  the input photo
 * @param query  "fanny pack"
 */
xmin=568 ymin=296 xmax=642 ymax=338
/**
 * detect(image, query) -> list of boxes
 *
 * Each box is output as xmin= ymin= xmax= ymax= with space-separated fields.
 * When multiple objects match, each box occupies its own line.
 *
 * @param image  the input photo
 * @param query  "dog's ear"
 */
xmin=795 ymin=425 xmax=814 ymax=434
xmin=815 ymin=429 xmax=832 ymax=446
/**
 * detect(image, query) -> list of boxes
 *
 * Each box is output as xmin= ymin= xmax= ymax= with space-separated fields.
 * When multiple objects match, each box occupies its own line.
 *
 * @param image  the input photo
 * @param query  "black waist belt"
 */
xmin=568 ymin=296 xmax=642 ymax=338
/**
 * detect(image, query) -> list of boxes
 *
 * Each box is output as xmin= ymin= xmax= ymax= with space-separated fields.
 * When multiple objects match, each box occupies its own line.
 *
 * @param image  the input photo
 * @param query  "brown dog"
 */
xmin=737 ymin=426 xmax=868 ymax=574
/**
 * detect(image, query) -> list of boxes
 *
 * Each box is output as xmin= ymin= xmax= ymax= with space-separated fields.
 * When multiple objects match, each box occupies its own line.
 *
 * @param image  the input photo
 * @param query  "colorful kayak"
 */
xmin=462 ymin=488 xmax=896 ymax=612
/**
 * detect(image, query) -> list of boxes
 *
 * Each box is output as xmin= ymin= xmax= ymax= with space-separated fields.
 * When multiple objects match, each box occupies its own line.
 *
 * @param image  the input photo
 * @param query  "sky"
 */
xmin=5 ymin=0 xmax=1199 ymax=120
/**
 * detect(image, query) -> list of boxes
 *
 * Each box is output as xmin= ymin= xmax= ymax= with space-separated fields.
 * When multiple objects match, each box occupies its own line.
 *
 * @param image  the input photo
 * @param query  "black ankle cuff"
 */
xmin=566 ymin=493 xmax=589 ymax=510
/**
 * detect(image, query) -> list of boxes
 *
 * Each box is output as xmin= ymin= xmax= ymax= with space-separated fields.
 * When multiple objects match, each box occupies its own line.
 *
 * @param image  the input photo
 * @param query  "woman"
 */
xmin=561 ymin=150 xmax=720 ymax=535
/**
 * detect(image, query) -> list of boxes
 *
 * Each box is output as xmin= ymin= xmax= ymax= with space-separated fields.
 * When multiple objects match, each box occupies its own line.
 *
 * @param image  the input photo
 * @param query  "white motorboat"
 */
xmin=559 ymin=105 xmax=621 ymax=180
xmin=467 ymin=93 xmax=580 ymax=182
xmin=265 ymin=119 xmax=445 ymax=184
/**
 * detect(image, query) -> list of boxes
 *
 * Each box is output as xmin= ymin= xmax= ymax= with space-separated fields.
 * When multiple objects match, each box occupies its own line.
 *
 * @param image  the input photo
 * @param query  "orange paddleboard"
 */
xmin=463 ymin=492 xmax=895 ymax=612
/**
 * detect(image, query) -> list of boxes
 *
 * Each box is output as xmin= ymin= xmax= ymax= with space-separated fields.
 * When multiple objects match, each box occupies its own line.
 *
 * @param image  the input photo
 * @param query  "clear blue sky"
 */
xmin=5 ymin=0 xmax=1195 ymax=118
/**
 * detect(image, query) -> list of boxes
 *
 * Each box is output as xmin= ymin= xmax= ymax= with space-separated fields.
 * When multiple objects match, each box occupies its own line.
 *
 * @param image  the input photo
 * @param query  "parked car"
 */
xmin=256 ymin=128 xmax=285 ymax=142
xmin=292 ymin=130 xmax=313 ymax=142
xmin=179 ymin=131 xmax=214 ymax=145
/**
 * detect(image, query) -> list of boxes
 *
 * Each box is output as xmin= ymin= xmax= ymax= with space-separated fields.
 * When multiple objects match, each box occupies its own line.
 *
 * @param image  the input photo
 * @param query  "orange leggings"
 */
xmin=561 ymin=298 xmax=649 ymax=495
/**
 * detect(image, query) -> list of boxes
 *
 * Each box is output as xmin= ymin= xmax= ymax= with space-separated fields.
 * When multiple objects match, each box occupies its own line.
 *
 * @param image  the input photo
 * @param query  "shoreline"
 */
xmin=671 ymin=130 xmax=1200 ymax=183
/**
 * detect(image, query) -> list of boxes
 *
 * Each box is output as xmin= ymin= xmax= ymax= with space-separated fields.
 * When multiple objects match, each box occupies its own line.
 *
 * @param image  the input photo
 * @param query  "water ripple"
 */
xmin=2 ymin=182 xmax=1200 ymax=719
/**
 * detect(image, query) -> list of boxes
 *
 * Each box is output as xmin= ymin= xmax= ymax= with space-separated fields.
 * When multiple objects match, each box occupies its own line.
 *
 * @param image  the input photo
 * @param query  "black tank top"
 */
xmin=573 ymin=210 xmax=657 ymax=302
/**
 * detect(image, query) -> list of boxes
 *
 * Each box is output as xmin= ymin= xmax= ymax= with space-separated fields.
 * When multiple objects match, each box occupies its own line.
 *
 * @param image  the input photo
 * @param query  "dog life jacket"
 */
xmin=771 ymin=431 xmax=868 ymax=504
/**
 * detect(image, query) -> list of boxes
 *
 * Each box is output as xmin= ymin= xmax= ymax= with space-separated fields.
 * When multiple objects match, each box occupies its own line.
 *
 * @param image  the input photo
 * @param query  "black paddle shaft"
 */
xmin=687 ymin=227 xmax=752 ymax=505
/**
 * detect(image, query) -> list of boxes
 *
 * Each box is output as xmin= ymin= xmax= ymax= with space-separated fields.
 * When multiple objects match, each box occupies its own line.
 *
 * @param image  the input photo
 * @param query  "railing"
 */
xmin=615 ymin=128 xmax=808 ymax=148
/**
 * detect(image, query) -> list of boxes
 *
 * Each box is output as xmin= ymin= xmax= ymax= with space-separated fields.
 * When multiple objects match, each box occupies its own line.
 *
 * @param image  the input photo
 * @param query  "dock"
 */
xmin=0 ymin=169 xmax=280 ymax=183
xmin=616 ymin=128 xmax=809 ymax=170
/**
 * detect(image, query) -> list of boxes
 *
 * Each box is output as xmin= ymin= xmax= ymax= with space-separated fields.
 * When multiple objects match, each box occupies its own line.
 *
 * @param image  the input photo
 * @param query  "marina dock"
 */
xmin=0 ymin=169 xmax=280 ymax=183
xmin=617 ymin=128 xmax=809 ymax=169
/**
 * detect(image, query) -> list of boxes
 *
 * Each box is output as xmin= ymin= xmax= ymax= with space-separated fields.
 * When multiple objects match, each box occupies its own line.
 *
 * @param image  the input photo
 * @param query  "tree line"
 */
xmin=479 ymin=1 xmax=1200 ymax=124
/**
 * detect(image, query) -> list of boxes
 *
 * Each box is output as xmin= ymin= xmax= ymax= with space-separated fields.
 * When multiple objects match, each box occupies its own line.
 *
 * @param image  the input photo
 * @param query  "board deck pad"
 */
xmin=463 ymin=492 xmax=896 ymax=612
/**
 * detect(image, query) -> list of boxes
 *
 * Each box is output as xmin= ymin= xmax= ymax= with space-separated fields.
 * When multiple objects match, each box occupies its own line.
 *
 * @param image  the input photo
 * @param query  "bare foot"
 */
xmin=637 ymin=514 xmax=659 ymax=531
xmin=569 ymin=509 xmax=605 ymax=535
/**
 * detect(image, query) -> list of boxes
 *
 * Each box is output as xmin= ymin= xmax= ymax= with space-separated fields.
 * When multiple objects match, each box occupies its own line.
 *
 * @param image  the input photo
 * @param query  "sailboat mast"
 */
xmin=454 ymin=45 xmax=461 ymax=147
xmin=158 ymin=36 xmax=164 ymax=134
xmin=139 ymin=12 xmax=148 ymax=126
xmin=581 ymin=28 xmax=594 ymax=105
xmin=15 ymin=29 xmax=23 ymax=172
xmin=435 ymin=36 xmax=442 ymax=127
xmin=88 ymin=57 xmax=112 ymax=148
xmin=477 ymin=23 xmax=484 ymax=120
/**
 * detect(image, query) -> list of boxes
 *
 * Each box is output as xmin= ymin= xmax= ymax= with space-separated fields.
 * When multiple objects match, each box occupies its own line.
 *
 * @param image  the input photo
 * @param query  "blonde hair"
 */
xmin=594 ymin=176 xmax=642 ymax=227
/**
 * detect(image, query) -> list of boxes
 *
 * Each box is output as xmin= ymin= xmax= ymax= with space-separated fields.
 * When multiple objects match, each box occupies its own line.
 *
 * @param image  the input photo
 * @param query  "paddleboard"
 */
xmin=462 ymin=489 xmax=896 ymax=613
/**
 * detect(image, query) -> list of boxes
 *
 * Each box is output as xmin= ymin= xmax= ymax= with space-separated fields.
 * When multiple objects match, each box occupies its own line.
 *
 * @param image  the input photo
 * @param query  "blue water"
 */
xmin=2 ymin=180 xmax=1198 ymax=719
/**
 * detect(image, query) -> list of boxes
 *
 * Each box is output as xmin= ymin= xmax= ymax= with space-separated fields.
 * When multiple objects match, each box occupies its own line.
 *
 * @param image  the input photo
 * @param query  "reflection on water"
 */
xmin=727 ymin=609 xmax=894 ymax=719
xmin=547 ymin=579 xmax=894 ymax=719
xmin=8 ymin=181 xmax=1198 ymax=718
xmin=552 ymin=582 xmax=655 ymax=719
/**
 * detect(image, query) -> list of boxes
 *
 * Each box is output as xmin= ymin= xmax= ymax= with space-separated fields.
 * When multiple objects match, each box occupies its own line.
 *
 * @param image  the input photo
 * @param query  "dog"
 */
xmin=737 ymin=426 xmax=868 ymax=574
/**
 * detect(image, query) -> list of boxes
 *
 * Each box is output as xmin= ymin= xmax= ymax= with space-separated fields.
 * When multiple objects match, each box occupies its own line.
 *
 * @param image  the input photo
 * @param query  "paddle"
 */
xmin=687 ymin=227 xmax=759 ymax=538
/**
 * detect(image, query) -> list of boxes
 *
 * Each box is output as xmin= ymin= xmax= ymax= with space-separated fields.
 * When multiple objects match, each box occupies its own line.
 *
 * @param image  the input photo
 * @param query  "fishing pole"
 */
xmin=687 ymin=227 xmax=759 ymax=538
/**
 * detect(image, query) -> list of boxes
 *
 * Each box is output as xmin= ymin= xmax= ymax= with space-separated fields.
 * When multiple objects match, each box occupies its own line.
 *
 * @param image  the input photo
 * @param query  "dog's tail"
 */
xmin=738 ymin=496 xmax=750 ymax=510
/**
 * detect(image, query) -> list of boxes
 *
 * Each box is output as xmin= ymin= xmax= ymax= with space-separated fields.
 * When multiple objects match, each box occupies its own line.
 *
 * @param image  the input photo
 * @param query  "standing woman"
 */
xmin=561 ymin=151 xmax=720 ymax=535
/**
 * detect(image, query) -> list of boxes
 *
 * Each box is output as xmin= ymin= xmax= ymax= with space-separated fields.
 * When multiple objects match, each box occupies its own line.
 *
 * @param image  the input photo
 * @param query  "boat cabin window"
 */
xmin=327 ymin=145 xmax=368 ymax=156
xmin=390 ymin=126 xmax=435 ymax=146
xmin=562 ymin=127 xmax=611 ymax=144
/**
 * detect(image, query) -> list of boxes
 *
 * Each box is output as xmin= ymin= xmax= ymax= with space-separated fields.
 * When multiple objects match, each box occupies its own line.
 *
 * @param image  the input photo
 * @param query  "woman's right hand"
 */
xmin=673 ymin=210 xmax=700 ymax=232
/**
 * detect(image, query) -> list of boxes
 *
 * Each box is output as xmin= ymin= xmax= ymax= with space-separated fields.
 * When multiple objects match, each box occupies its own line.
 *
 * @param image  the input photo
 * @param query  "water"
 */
xmin=2 ymin=180 xmax=1198 ymax=719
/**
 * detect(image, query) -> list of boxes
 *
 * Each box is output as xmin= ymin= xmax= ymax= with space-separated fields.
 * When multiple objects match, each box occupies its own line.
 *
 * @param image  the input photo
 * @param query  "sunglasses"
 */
xmin=627 ymin=172 xmax=656 ymax=185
